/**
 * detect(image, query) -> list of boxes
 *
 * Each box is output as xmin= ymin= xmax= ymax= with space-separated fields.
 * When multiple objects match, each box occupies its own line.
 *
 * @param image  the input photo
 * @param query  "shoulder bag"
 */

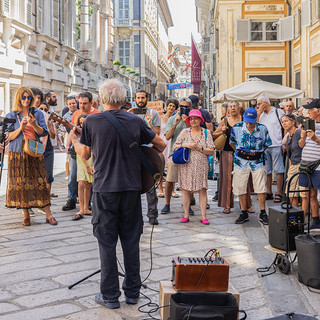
xmin=214 ymin=118 xmax=227 ymax=151
xmin=17 ymin=115 xmax=45 ymax=158
xmin=172 ymin=147 xmax=190 ymax=164
xmin=299 ymin=159 xmax=320 ymax=175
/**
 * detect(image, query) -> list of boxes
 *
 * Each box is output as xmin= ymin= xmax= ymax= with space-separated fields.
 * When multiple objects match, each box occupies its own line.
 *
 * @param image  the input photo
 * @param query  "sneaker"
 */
xmin=212 ymin=194 xmax=218 ymax=201
xmin=125 ymin=296 xmax=139 ymax=304
xmin=189 ymin=207 xmax=194 ymax=215
xmin=161 ymin=205 xmax=170 ymax=214
xmin=62 ymin=199 xmax=76 ymax=211
xmin=235 ymin=214 xmax=249 ymax=224
xmin=305 ymin=221 xmax=320 ymax=231
xmin=95 ymin=293 xmax=120 ymax=309
xmin=190 ymin=198 xmax=196 ymax=206
xmin=148 ymin=217 xmax=159 ymax=225
xmin=259 ymin=213 xmax=269 ymax=225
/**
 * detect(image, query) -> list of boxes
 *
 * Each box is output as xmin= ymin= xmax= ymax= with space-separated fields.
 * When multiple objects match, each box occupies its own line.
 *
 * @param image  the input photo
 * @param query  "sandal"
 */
xmin=158 ymin=193 xmax=164 ymax=198
xmin=247 ymin=208 xmax=255 ymax=213
xmin=223 ymin=208 xmax=230 ymax=214
xmin=72 ymin=213 xmax=84 ymax=221
xmin=200 ymin=219 xmax=210 ymax=225
xmin=274 ymin=194 xmax=282 ymax=203
xmin=171 ymin=193 xmax=179 ymax=198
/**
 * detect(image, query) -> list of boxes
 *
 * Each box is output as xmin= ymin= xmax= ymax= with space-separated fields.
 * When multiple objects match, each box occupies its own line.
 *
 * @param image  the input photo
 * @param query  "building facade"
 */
xmin=112 ymin=0 xmax=173 ymax=101
xmin=0 ymin=0 xmax=114 ymax=114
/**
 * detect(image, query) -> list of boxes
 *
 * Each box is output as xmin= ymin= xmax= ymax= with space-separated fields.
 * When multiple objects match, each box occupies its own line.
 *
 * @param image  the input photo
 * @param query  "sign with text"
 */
xmin=166 ymin=82 xmax=194 ymax=90
xmin=147 ymin=101 xmax=164 ymax=115
xmin=191 ymin=35 xmax=202 ymax=94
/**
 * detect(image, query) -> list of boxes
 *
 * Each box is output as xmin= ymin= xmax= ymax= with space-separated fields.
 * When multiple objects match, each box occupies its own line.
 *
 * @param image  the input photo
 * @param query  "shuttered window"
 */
xmin=26 ymin=0 xmax=32 ymax=26
xmin=37 ymin=0 xmax=43 ymax=32
xmin=60 ymin=0 xmax=65 ymax=44
xmin=1 ymin=0 xmax=10 ymax=17
xmin=279 ymin=16 xmax=294 ymax=41
xmin=52 ymin=0 xmax=59 ymax=39
xmin=119 ymin=40 xmax=130 ymax=66
xmin=236 ymin=19 xmax=251 ymax=42
xmin=301 ymin=0 xmax=311 ymax=28
xmin=295 ymin=9 xmax=301 ymax=38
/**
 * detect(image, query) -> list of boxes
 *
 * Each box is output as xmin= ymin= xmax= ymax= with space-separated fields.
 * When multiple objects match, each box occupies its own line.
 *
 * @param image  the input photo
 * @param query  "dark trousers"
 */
xmin=67 ymin=157 xmax=78 ymax=202
xmin=146 ymin=186 xmax=158 ymax=219
xmin=92 ymin=191 xmax=143 ymax=300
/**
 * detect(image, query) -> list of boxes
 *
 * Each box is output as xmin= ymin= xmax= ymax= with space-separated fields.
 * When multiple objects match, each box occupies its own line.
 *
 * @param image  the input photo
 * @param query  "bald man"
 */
xmin=285 ymin=101 xmax=295 ymax=115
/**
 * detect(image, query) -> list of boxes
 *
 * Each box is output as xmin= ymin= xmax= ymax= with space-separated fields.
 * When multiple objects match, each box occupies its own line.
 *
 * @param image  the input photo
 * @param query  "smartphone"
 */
xmin=179 ymin=106 xmax=190 ymax=116
xmin=133 ymin=108 xmax=147 ymax=118
xmin=302 ymin=118 xmax=316 ymax=131
xmin=28 ymin=106 xmax=35 ymax=117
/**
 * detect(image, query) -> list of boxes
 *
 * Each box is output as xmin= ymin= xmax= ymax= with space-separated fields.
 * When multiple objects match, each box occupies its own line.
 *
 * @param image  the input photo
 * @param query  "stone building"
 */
xmin=195 ymin=0 xmax=318 ymax=114
xmin=112 ymin=0 xmax=173 ymax=101
xmin=0 ymin=0 xmax=114 ymax=114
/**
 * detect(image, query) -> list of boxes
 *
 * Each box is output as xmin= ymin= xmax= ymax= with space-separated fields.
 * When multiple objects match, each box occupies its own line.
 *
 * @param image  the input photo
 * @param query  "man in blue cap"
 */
xmin=229 ymin=108 xmax=272 ymax=224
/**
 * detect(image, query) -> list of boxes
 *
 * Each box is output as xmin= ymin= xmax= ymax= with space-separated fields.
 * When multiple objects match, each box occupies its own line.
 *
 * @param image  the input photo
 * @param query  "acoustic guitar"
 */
xmin=48 ymin=112 xmax=165 ymax=194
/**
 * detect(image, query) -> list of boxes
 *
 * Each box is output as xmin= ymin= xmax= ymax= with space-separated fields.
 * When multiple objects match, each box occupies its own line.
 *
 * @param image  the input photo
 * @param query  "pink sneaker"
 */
xmin=200 ymin=219 xmax=210 ymax=225
xmin=180 ymin=217 xmax=189 ymax=223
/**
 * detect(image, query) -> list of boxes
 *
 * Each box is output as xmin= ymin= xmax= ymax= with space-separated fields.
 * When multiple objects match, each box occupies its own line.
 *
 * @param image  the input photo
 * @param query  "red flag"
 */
xmin=191 ymin=35 xmax=201 ymax=94
xmin=184 ymin=64 xmax=191 ymax=72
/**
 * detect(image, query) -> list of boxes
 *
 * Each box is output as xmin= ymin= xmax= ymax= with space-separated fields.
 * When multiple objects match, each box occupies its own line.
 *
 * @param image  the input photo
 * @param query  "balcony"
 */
xmin=114 ymin=18 xmax=131 ymax=27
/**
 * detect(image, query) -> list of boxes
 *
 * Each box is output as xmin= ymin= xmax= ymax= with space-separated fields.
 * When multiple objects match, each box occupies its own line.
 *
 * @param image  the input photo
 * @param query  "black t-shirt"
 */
xmin=199 ymin=108 xmax=212 ymax=129
xmin=80 ymin=110 xmax=156 ymax=193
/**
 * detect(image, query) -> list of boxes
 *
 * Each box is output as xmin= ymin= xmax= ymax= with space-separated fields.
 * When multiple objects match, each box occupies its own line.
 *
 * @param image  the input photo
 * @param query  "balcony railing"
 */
xmin=114 ymin=18 xmax=131 ymax=27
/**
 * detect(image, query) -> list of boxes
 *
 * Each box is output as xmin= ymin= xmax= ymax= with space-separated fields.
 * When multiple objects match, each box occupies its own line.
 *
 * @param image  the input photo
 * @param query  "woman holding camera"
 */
xmin=5 ymin=87 xmax=58 ymax=226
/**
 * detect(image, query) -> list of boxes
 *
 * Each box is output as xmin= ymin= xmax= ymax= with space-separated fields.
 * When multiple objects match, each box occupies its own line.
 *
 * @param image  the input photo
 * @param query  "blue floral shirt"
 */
xmin=230 ymin=122 xmax=272 ymax=171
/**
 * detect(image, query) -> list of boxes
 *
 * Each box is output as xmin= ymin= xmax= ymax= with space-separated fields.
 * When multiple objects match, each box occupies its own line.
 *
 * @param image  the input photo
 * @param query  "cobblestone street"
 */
xmin=0 ymin=165 xmax=320 ymax=320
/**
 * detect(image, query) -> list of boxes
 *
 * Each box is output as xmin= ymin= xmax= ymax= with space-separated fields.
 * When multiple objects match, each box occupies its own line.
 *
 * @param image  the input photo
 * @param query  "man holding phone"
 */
xmin=299 ymin=99 xmax=320 ymax=230
xmin=133 ymin=90 xmax=161 ymax=225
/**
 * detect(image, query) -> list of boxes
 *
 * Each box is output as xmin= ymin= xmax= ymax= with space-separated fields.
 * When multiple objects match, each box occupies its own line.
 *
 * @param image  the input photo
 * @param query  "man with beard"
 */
xmin=132 ymin=90 xmax=161 ymax=225
xmin=44 ymin=90 xmax=58 ymax=112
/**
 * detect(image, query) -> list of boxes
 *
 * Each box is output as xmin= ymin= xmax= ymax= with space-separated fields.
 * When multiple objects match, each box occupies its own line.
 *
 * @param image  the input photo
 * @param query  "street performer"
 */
xmin=229 ymin=108 xmax=272 ymax=225
xmin=70 ymin=79 xmax=166 ymax=309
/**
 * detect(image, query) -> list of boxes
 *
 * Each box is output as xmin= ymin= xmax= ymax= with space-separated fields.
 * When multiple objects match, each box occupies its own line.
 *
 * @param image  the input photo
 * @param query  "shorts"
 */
xmin=286 ymin=163 xmax=306 ymax=197
xmin=265 ymin=146 xmax=285 ymax=174
xmin=166 ymin=157 xmax=178 ymax=182
xmin=299 ymin=170 xmax=320 ymax=189
xmin=232 ymin=165 xmax=267 ymax=195
xmin=77 ymin=154 xmax=94 ymax=183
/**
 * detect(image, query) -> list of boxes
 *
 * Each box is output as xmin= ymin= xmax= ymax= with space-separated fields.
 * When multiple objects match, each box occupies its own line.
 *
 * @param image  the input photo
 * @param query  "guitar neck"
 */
xmin=48 ymin=112 xmax=82 ymax=132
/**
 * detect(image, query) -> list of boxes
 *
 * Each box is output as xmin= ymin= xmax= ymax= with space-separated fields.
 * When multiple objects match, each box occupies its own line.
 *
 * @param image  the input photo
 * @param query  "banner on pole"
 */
xmin=191 ymin=34 xmax=202 ymax=94
xmin=166 ymin=82 xmax=194 ymax=90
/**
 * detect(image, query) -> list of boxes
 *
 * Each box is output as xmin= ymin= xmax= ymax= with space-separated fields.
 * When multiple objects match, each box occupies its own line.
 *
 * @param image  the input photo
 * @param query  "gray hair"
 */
xmin=180 ymin=97 xmax=192 ymax=108
xmin=228 ymin=100 xmax=240 ymax=107
xmin=257 ymin=96 xmax=270 ymax=105
xmin=221 ymin=102 xmax=228 ymax=109
xmin=99 ymin=79 xmax=127 ymax=107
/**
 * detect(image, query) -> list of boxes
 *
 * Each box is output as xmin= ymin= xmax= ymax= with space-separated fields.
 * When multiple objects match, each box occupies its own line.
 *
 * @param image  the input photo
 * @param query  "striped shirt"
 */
xmin=301 ymin=122 xmax=320 ymax=171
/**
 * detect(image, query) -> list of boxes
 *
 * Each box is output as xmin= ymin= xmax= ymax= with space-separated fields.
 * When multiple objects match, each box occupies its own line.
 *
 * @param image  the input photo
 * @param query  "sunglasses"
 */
xmin=22 ymin=96 xmax=32 ymax=101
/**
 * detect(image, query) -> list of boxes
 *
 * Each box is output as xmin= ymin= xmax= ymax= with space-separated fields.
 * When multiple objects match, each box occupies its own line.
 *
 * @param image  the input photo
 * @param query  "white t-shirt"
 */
xmin=259 ymin=107 xmax=284 ymax=147
xmin=301 ymin=122 xmax=320 ymax=171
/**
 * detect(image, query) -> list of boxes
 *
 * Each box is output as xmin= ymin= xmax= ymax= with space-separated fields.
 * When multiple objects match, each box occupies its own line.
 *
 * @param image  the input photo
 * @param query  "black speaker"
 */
xmin=269 ymin=205 xmax=304 ymax=251
xmin=295 ymin=234 xmax=320 ymax=289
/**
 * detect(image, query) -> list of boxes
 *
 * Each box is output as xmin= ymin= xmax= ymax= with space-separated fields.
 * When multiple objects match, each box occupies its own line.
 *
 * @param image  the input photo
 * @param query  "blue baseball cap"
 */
xmin=243 ymin=108 xmax=257 ymax=123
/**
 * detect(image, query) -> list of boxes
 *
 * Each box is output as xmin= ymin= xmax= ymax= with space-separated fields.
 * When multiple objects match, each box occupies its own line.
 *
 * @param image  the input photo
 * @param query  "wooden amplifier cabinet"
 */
xmin=172 ymin=256 xmax=229 ymax=292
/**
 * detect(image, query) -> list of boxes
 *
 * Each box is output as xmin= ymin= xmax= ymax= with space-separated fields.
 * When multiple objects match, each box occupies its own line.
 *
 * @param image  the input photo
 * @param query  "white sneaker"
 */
xmin=37 ymin=208 xmax=46 ymax=215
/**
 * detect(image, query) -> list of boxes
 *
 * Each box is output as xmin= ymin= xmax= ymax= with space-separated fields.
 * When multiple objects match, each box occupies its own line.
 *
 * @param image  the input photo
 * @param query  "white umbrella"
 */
xmin=213 ymin=77 xmax=304 ymax=103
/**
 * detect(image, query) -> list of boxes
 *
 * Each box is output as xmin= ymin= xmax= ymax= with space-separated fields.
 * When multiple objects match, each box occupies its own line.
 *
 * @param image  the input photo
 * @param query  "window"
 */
xmin=119 ymin=0 xmax=129 ymax=19
xmin=251 ymin=21 xmax=278 ymax=42
xmin=119 ymin=40 xmax=130 ymax=66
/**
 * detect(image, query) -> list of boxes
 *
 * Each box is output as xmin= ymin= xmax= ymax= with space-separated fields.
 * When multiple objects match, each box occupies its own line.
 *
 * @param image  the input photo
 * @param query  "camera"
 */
xmin=179 ymin=106 xmax=190 ymax=117
xmin=302 ymin=118 xmax=316 ymax=131
xmin=133 ymin=108 xmax=147 ymax=118
xmin=0 ymin=116 xmax=16 ymax=143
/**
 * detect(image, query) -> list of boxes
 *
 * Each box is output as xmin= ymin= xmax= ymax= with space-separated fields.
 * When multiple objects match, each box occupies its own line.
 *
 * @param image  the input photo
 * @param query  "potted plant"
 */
xmin=119 ymin=65 xmax=126 ymax=74
xmin=113 ymin=60 xmax=121 ymax=71
xmin=125 ymin=67 xmax=133 ymax=75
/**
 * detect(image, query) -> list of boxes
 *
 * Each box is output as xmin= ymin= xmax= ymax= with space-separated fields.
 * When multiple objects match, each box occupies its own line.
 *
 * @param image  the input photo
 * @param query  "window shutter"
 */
xmin=72 ymin=0 xmax=77 ymax=48
xmin=60 ymin=0 xmax=65 ymax=44
xmin=301 ymin=0 xmax=311 ymax=28
xmin=26 ymin=0 xmax=32 ymax=26
xmin=214 ymin=28 xmax=219 ymax=49
xmin=1 ymin=0 xmax=11 ymax=17
xmin=236 ymin=19 xmax=251 ymax=42
xmin=317 ymin=0 xmax=320 ymax=19
xmin=52 ymin=0 xmax=59 ymax=39
xmin=295 ymin=9 xmax=301 ymax=38
xmin=36 ymin=0 xmax=43 ymax=32
xmin=279 ymin=16 xmax=294 ymax=41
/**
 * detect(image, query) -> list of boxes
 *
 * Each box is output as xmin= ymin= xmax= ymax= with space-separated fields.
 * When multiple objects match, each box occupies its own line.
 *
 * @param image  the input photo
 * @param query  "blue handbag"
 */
xmin=172 ymin=147 xmax=190 ymax=164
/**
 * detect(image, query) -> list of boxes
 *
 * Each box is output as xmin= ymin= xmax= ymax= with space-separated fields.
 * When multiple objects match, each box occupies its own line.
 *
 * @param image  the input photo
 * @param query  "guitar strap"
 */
xmin=102 ymin=111 xmax=160 ymax=180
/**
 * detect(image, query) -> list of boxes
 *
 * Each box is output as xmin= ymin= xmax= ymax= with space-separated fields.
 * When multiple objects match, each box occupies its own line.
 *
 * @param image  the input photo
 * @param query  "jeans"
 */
xmin=92 ymin=191 xmax=143 ymax=300
xmin=67 ymin=157 xmax=78 ymax=202
xmin=146 ymin=186 xmax=158 ymax=219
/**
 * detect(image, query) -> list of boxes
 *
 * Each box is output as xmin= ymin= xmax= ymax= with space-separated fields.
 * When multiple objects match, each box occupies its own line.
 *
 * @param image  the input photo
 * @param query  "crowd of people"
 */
xmin=2 ymin=79 xmax=320 ymax=309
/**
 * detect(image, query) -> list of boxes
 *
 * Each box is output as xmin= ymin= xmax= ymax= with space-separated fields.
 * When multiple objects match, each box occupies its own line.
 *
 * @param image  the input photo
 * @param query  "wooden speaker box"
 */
xmin=171 ymin=256 xmax=229 ymax=291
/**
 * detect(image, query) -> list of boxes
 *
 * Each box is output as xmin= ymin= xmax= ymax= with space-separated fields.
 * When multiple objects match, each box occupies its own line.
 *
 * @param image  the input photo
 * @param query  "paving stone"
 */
xmin=0 ymin=303 xmax=20 ymax=313
xmin=0 ymin=289 xmax=11 ymax=301
xmin=0 ymin=303 xmax=82 ymax=320
xmin=230 ymin=274 xmax=262 ymax=291
xmin=240 ymin=288 xmax=270 ymax=309
xmin=62 ymin=308 xmax=123 ymax=320
xmin=0 ymin=250 xmax=52 ymax=266
xmin=9 ymin=279 xmax=60 ymax=295
xmin=244 ymin=307 xmax=274 ymax=320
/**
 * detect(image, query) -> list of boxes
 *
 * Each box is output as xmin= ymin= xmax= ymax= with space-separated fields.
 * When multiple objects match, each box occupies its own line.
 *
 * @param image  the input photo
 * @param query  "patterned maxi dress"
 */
xmin=174 ymin=128 xmax=214 ymax=192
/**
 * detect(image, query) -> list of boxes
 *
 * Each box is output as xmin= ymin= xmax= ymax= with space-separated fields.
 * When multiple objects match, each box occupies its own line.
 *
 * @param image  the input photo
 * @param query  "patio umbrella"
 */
xmin=212 ymin=77 xmax=304 ymax=102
